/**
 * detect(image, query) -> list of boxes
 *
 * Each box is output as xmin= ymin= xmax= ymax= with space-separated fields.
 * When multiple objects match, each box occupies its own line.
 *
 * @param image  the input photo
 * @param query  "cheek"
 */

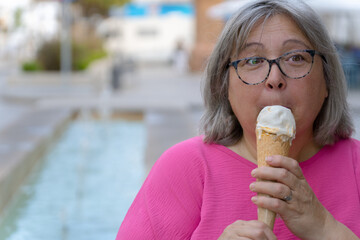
xmin=306 ymin=73 xmax=328 ymax=105
xmin=296 ymin=62 xmax=327 ymax=104
xmin=228 ymin=75 xmax=259 ymax=133
xmin=293 ymin=76 xmax=328 ymax=131
xmin=310 ymin=61 xmax=328 ymax=99
xmin=228 ymin=72 xmax=250 ymax=112
xmin=228 ymin=71 xmax=242 ymax=105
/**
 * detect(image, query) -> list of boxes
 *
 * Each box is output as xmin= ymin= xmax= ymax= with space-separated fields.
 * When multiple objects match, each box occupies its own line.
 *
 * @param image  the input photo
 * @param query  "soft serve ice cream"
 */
xmin=256 ymin=105 xmax=296 ymax=143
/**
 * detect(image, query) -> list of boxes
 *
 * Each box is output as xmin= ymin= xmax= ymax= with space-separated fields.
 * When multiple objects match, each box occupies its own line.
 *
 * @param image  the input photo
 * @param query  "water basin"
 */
xmin=0 ymin=117 xmax=146 ymax=240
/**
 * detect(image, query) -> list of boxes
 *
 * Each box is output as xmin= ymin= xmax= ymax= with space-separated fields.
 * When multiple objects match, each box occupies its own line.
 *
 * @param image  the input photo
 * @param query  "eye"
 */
xmin=289 ymin=54 xmax=305 ymax=62
xmin=246 ymin=57 xmax=264 ymax=65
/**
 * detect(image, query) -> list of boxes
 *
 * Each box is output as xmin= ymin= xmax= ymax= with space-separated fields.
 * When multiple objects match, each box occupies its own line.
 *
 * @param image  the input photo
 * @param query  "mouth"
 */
xmin=259 ymin=104 xmax=292 ymax=111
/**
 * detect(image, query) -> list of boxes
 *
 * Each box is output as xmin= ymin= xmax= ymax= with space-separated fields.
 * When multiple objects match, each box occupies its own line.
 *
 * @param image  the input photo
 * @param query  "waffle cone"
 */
xmin=256 ymin=131 xmax=291 ymax=230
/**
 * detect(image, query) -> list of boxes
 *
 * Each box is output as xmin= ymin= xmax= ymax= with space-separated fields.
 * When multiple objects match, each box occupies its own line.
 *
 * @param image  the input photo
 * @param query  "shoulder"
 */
xmin=326 ymin=138 xmax=360 ymax=153
xmin=348 ymin=138 xmax=360 ymax=155
xmin=313 ymin=138 xmax=360 ymax=167
xmin=118 ymin=137 xmax=206 ymax=238
xmin=148 ymin=136 xmax=228 ymax=187
xmin=337 ymin=138 xmax=360 ymax=151
xmin=157 ymin=136 xmax=230 ymax=170
xmin=163 ymin=136 xmax=206 ymax=155
xmin=160 ymin=136 xmax=211 ymax=161
xmin=154 ymin=136 xmax=208 ymax=175
xmin=347 ymin=138 xmax=360 ymax=164
xmin=348 ymin=138 xmax=360 ymax=149
xmin=328 ymin=138 xmax=360 ymax=166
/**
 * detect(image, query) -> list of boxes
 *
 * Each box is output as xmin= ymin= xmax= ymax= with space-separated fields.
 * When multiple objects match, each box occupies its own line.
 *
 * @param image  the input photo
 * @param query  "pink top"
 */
xmin=116 ymin=136 xmax=360 ymax=239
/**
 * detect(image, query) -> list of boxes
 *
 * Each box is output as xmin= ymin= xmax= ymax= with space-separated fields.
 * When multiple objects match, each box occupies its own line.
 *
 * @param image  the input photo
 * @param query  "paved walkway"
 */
xmin=0 ymin=58 xmax=360 ymax=214
xmin=1 ymin=59 xmax=360 ymax=166
xmin=0 ymin=59 xmax=205 ymax=214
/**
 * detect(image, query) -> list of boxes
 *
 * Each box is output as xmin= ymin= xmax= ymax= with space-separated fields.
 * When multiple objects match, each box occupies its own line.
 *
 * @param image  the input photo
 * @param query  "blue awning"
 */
xmin=111 ymin=3 xmax=194 ymax=18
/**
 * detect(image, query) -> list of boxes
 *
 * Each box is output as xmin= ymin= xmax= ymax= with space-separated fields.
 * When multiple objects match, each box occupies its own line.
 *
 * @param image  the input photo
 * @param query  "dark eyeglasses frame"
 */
xmin=227 ymin=49 xmax=327 ymax=85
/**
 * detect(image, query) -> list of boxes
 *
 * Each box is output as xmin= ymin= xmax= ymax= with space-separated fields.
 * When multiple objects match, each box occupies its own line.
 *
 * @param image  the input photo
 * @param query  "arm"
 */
xmin=318 ymin=139 xmax=360 ymax=240
xmin=116 ymin=141 xmax=204 ymax=239
xmin=322 ymin=216 xmax=359 ymax=240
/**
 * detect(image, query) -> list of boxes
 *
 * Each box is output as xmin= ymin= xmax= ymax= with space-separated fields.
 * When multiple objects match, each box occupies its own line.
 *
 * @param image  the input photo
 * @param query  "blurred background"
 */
xmin=0 ymin=0 xmax=359 ymax=239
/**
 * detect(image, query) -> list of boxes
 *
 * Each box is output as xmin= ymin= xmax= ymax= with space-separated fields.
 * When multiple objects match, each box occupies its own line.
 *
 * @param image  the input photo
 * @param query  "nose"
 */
xmin=265 ymin=62 xmax=287 ymax=90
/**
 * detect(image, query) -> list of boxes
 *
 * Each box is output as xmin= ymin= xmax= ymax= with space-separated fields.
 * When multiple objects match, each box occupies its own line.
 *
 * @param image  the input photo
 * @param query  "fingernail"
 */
xmin=266 ymin=156 xmax=273 ymax=162
xmin=251 ymin=196 xmax=258 ymax=202
xmin=251 ymin=169 xmax=257 ymax=177
xmin=249 ymin=183 xmax=255 ymax=191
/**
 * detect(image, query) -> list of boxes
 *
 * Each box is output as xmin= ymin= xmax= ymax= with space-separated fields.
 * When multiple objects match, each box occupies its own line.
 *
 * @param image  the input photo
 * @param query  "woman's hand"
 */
xmin=249 ymin=155 xmax=332 ymax=239
xmin=218 ymin=220 xmax=277 ymax=240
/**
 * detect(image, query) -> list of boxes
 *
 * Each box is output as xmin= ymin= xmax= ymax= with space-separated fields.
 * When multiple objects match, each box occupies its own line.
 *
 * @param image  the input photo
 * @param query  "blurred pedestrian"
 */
xmin=172 ymin=40 xmax=189 ymax=74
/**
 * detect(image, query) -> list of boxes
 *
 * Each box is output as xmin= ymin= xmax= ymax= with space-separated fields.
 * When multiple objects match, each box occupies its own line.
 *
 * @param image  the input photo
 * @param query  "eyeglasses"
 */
xmin=228 ymin=49 xmax=327 ymax=85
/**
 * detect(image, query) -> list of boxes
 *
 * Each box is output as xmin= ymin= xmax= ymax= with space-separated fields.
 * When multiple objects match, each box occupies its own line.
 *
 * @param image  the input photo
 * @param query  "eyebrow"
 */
xmin=242 ymin=39 xmax=312 ymax=50
xmin=283 ymin=39 xmax=312 ymax=49
xmin=243 ymin=42 xmax=264 ymax=49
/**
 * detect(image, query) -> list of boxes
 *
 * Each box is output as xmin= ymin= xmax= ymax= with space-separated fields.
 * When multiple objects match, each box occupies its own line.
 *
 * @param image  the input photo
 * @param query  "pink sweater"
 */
xmin=116 ymin=136 xmax=360 ymax=239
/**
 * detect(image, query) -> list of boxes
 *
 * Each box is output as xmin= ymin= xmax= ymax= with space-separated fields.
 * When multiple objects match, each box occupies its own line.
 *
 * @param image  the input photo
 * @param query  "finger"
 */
xmin=252 ymin=194 xmax=288 ymax=217
xmin=252 ymin=167 xmax=297 ymax=189
xmin=244 ymin=221 xmax=277 ymax=240
xmin=263 ymin=226 xmax=278 ymax=240
xmin=253 ymin=221 xmax=278 ymax=240
xmin=230 ymin=220 xmax=277 ymax=240
xmin=266 ymin=155 xmax=304 ymax=179
xmin=250 ymin=181 xmax=291 ymax=201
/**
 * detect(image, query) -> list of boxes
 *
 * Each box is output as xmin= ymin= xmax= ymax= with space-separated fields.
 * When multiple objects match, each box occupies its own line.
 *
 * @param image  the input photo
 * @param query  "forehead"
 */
xmin=241 ymin=14 xmax=312 ymax=52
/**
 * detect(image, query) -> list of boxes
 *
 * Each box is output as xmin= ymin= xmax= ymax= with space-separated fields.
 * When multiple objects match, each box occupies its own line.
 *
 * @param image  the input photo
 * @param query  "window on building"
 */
xmin=137 ymin=28 xmax=158 ymax=37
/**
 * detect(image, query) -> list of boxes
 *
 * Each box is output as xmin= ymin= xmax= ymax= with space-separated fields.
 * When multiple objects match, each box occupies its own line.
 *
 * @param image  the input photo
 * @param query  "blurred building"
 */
xmin=189 ymin=0 xmax=223 ymax=72
xmin=98 ymin=2 xmax=195 ymax=64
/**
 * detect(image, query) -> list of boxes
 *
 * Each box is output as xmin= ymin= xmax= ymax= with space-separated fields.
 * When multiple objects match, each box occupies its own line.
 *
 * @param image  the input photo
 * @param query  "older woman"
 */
xmin=117 ymin=0 xmax=360 ymax=239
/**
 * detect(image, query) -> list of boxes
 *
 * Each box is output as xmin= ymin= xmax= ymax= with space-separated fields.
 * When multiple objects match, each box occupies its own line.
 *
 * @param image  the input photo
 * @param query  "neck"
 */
xmin=228 ymin=130 xmax=322 ymax=164
xmin=289 ymin=130 xmax=322 ymax=162
xmin=228 ymin=133 xmax=257 ymax=164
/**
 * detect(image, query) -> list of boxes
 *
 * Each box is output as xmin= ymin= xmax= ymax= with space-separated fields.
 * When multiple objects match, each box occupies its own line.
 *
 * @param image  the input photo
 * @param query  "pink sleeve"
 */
xmin=352 ymin=139 xmax=360 ymax=198
xmin=116 ymin=140 xmax=204 ymax=239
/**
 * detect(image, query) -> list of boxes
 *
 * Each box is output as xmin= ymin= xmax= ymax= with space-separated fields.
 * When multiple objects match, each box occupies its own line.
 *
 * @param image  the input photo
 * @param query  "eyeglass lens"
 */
xmin=236 ymin=50 xmax=314 ymax=85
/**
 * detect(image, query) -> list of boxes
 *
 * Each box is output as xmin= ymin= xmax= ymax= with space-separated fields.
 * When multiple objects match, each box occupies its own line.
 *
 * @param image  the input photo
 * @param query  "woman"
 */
xmin=117 ymin=0 xmax=360 ymax=239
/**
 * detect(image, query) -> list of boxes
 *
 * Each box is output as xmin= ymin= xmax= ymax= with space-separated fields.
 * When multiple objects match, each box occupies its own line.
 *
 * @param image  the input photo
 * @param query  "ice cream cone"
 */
xmin=256 ymin=131 xmax=291 ymax=229
xmin=255 ymin=105 xmax=295 ymax=230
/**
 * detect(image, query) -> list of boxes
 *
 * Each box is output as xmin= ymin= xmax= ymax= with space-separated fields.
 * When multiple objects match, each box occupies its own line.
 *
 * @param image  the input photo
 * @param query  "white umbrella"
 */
xmin=208 ymin=0 xmax=360 ymax=20
xmin=306 ymin=0 xmax=360 ymax=14
xmin=207 ymin=0 xmax=251 ymax=20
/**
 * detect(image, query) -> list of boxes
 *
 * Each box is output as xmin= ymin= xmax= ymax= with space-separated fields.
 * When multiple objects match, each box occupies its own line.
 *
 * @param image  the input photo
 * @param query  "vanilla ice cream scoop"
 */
xmin=256 ymin=105 xmax=296 ymax=143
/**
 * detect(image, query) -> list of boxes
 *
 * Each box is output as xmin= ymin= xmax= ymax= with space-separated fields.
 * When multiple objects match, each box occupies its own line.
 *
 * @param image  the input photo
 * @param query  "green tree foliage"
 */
xmin=24 ymin=38 xmax=106 ymax=71
xmin=14 ymin=8 xmax=22 ymax=28
xmin=76 ymin=0 xmax=130 ymax=17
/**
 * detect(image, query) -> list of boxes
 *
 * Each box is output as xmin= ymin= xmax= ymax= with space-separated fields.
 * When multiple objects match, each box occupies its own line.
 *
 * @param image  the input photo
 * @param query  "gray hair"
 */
xmin=199 ymin=0 xmax=354 ymax=146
